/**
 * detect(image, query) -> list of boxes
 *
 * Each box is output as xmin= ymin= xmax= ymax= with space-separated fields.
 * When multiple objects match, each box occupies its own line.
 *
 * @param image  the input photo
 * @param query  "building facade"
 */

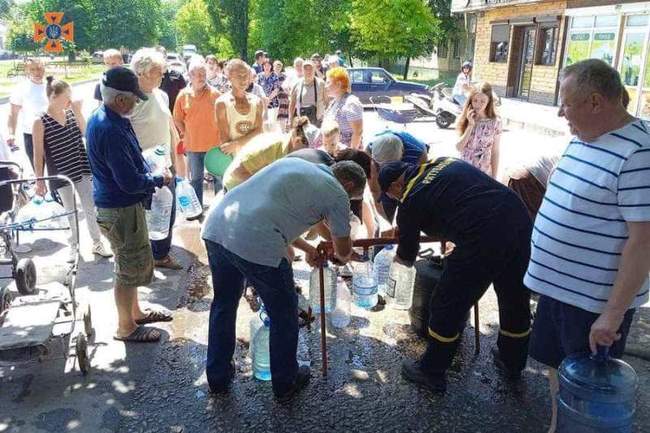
xmin=452 ymin=0 xmax=650 ymax=119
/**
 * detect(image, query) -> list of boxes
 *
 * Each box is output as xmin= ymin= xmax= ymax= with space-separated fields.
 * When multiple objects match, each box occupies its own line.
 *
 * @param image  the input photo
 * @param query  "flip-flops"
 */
xmin=113 ymin=326 xmax=161 ymax=343
xmin=135 ymin=310 xmax=173 ymax=325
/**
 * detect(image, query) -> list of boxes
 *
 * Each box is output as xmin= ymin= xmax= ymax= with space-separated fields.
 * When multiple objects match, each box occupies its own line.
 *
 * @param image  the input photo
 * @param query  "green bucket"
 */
xmin=204 ymin=147 xmax=233 ymax=177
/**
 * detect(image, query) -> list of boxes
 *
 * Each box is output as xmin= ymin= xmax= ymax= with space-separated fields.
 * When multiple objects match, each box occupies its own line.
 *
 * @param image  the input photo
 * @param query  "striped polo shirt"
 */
xmin=525 ymin=119 xmax=650 ymax=313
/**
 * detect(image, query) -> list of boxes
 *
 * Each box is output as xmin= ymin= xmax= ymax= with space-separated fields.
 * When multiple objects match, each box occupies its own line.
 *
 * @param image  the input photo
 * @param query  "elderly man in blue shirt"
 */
xmin=86 ymin=67 xmax=173 ymax=343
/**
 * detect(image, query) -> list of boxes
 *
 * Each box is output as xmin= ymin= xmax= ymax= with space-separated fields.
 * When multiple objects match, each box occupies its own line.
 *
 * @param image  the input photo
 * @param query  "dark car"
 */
xmin=348 ymin=67 xmax=430 ymax=104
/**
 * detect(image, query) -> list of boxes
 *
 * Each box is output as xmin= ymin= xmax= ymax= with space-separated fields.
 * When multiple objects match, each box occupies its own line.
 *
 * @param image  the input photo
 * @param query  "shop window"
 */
xmin=490 ymin=24 xmax=510 ymax=63
xmin=620 ymin=32 xmax=645 ymax=87
xmin=565 ymin=15 xmax=618 ymax=66
xmin=536 ymin=26 xmax=559 ymax=65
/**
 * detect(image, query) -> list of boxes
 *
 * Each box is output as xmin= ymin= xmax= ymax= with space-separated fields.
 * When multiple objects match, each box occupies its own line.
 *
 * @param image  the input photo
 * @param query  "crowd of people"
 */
xmin=2 ymin=46 xmax=648 ymax=433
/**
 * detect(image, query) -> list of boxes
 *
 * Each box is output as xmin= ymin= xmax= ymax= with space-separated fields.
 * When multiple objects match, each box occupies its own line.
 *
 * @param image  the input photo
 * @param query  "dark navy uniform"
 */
xmin=395 ymin=157 xmax=532 ymax=374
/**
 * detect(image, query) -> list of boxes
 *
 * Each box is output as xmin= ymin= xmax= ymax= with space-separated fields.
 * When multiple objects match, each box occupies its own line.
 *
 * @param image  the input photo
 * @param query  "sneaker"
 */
xmin=400 ymin=359 xmax=447 ymax=393
xmin=92 ymin=242 xmax=113 ymax=258
xmin=208 ymin=361 xmax=236 ymax=394
xmin=275 ymin=365 xmax=310 ymax=403
xmin=491 ymin=347 xmax=522 ymax=381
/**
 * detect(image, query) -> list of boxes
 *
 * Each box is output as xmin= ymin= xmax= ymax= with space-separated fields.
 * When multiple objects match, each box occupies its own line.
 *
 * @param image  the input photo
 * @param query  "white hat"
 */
xmin=371 ymin=134 xmax=403 ymax=163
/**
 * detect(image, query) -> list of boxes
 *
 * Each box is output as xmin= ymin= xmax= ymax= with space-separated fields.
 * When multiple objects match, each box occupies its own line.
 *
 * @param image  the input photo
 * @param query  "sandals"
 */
xmin=114 ymin=326 xmax=161 ymax=343
xmin=154 ymin=256 xmax=184 ymax=270
xmin=135 ymin=310 xmax=173 ymax=325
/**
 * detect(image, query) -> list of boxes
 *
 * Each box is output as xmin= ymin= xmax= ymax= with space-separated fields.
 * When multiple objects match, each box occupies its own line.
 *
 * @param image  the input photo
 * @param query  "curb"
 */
xmin=0 ymin=78 xmax=98 ymax=105
xmin=502 ymin=117 xmax=567 ymax=137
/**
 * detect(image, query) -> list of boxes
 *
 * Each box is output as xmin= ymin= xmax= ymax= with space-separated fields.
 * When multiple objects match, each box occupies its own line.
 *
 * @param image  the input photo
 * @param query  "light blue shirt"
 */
xmin=201 ymin=158 xmax=351 ymax=267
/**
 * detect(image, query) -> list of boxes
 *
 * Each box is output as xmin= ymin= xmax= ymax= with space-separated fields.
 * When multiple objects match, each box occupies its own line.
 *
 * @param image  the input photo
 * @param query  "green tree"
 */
xmin=250 ymin=0 xmax=353 ymax=63
xmin=90 ymin=0 xmax=163 ymax=50
xmin=176 ymin=0 xmax=214 ymax=53
xmin=205 ymin=0 xmax=249 ymax=60
xmin=160 ymin=0 xmax=186 ymax=50
xmin=350 ymin=0 xmax=438 ymax=78
xmin=7 ymin=3 xmax=39 ymax=53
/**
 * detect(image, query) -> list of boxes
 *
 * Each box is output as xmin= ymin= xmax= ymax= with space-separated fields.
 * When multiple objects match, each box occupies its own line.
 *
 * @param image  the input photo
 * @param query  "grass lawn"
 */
xmin=0 ymin=61 xmax=103 ymax=98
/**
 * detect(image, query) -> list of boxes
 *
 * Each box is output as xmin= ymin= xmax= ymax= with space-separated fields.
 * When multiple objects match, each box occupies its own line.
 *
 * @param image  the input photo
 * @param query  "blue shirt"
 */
xmin=368 ymin=130 xmax=428 ymax=165
xmin=86 ymin=105 xmax=163 ymax=208
xmin=201 ymin=158 xmax=351 ymax=267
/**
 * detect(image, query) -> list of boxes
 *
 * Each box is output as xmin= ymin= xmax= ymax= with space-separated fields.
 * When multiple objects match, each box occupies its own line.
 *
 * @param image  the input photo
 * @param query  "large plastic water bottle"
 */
xmin=146 ymin=186 xmax=173 ymax=240
xmin=557 ymin=346 xmax=638 ymax=433
xmin=143 ymin=146 xmax=170 ymax=175
xmin=249 ymin=308 xmax=271 ymax=381
xmin=373 ymin=245 xmax=395 ymax=296
xmin=175 ymin=177 xmax=202 ymax=219
xmin=16 ymin=195 xmax=69 ymax=230
xmin=330 ymin=277 xmax=351 ymax=328
xmin=309 ymin=262 xmax=337 ymax=314
xmin=387 ymin=261 xmax=416 ymax=310
xmin=352 ymin=256 xmax=378 ymax=309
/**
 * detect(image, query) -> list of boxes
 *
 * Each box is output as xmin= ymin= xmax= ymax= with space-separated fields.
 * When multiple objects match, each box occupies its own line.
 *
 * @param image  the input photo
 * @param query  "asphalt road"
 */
xmin=0 ymin=81 xmax=648 ymax=433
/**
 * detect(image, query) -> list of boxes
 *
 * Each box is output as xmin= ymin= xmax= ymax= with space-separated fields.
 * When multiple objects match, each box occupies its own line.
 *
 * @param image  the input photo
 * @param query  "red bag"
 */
xmin=176 ymin=139 xmax=186 ymax=155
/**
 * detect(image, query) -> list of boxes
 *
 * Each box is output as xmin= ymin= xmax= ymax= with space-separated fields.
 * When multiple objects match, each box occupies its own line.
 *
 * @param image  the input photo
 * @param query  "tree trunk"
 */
xmin=348 ymin=53 xmax=353 ymax=67
xmin=403 ymin=57 xmax=410 ymax=80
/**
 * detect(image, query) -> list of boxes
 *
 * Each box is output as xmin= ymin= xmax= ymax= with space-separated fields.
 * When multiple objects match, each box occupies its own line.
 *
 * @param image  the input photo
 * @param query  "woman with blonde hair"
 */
xmin=455 ymin=82 xmax=502 ymax=178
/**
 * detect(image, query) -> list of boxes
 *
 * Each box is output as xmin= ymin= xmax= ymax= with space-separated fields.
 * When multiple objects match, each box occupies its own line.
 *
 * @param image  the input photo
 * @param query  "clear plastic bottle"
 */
xmin=373 ymin=245 xmax=395 ymax=296
xmin=387 ymin=261 xmax=416 ymax=310
xmin=175 ymin=177 xmax=202 ymax=219
xmin=249 ymin=308 xmax=271 ymax=381
xmin=352 ymin=256 xmax=378 ymax=309
xmin=143 ymin=146 xmax=169 ymax=176
xmin=309 ymin=262 xmax=337 ymax=314
xmin=146 ymin=186 xmax=173 ymax=240
xmin=330 ymin=277 xmax=351 ymax=328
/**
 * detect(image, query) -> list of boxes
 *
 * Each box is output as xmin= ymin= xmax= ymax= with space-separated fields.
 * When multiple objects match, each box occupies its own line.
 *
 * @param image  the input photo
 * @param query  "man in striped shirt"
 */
xmin=526 ymin=59 xmax=650 ymax=433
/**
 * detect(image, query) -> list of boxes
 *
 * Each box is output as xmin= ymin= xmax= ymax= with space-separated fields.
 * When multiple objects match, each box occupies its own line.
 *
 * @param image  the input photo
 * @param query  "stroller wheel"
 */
xmin=15 ymin=258 xmax=37 ymax=295
xmin=76 ymin=333 xmax=91 ymax=375
xmin=0 ymin=286 xmax=12 ymax=315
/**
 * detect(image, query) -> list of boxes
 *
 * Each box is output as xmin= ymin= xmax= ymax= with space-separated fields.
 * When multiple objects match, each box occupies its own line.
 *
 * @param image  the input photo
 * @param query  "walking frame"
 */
xmin=313 ymin=236 xmax=481 ymax=377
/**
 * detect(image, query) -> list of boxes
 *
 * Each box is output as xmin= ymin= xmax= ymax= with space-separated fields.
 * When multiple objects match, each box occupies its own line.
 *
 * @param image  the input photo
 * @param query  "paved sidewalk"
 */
xmin=498 ymin=98 xmax=568 ymax=137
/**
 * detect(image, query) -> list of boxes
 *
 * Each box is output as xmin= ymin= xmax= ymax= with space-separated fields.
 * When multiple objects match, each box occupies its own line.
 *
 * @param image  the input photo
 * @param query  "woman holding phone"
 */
xmin=455 ymin=82 xmax=502 ymax=179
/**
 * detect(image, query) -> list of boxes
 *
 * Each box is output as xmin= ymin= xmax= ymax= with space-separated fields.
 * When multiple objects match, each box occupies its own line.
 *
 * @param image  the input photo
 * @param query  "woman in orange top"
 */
xmin=173 ymin=58 xmax=221 ymax=205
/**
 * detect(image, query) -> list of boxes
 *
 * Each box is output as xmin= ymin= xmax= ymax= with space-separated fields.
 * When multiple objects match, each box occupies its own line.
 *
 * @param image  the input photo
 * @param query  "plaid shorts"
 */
xmin=96 ymin=203 xmax=153 ymax=288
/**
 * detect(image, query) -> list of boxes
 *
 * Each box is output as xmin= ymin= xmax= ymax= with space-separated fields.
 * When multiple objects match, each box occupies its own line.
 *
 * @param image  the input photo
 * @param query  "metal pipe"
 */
xmin=318 ymin=260 xmax=328 ymax=377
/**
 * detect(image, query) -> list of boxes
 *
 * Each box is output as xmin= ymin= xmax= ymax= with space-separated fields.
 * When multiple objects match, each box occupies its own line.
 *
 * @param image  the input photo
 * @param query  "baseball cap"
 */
xmin=102 ymin=66 xmax=148 ymax=100
xmin=378 ymin=161 xmax=412 ymax=192
xmin=371 ymin=133 xmax=404 ymax=164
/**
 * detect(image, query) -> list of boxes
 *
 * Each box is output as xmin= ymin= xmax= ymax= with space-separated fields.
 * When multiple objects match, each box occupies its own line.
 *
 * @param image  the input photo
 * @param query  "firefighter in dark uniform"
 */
xmin=378 ymin=158 xmax=532 ymax=392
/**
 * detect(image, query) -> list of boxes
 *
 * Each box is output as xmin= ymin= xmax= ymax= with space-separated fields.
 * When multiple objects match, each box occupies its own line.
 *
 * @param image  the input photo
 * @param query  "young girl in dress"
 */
xmin=456 ymin=82 xmax=502 ymax=179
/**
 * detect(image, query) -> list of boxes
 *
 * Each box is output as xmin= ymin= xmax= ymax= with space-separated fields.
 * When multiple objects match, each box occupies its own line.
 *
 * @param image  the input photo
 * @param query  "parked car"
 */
xmin=348 ymin=67 xmax=430 ymax=105
xmin=0 ymin=50 xmax=17 ymax=60
xmin=182 ymin=44 xmax=197 ymax=61
xmin=91 ymin=51 xmax=104 ymax=63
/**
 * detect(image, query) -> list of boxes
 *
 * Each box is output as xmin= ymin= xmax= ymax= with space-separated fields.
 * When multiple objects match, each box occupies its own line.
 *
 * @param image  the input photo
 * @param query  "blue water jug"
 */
xmin=557 ymin=346 xmax=638 ymax=433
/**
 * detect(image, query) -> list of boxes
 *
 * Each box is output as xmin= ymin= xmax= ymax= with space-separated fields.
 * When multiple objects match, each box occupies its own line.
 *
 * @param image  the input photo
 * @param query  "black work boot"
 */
xmin=275 ymin=365 xmax=310 ymax=403
xmin=401 ymin=359 xmax=447 ymax=393
xmin=491 ymin=347 xmax=522 ymax=381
